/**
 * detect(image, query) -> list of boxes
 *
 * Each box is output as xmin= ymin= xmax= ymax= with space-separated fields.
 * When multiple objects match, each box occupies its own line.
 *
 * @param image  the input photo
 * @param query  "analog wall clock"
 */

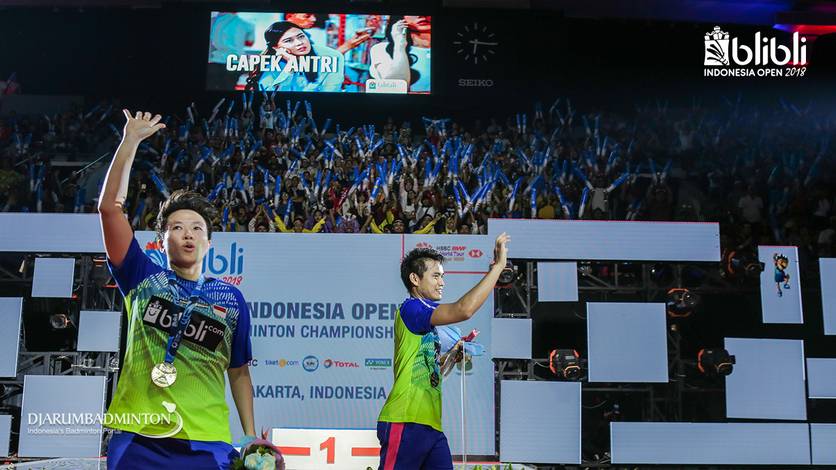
xmin=453 ymin=21 xmax=499 ymax=65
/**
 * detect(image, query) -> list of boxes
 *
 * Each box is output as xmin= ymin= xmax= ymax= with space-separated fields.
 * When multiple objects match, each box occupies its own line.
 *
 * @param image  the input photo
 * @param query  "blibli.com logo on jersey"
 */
xmin=142 ymin=297 xmax=226 ymax=351
xmin=144 ymin=241 xmax=246 ymax=286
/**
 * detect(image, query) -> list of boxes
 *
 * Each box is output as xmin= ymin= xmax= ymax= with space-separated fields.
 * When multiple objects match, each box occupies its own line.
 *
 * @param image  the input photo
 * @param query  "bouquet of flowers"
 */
xmin=438 ymin=326 xmax=484 ymax=376
xmin=232 ymin=431 xmax=286 ymax=470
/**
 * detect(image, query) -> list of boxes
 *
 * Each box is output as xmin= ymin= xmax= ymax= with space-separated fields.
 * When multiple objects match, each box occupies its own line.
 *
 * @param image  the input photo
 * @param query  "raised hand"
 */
xmin=122 ymin=110 xmax=165 ymax=142
xmin=276 ymin=47 xmax=299 ymax=73
xmin=392 ymin=20 xmax=408 ymax=49
xmin=338 ymin=30 xmax=373 ymax=53
xmin=492 ymin=232 xmax=510 ymax=267
xmin=350 ymin=30 xmax=373 ymax=47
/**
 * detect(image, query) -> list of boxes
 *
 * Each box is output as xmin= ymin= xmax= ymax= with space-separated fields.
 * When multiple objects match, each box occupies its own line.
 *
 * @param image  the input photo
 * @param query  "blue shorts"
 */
xmin=377 ymin=421 xmax=453 ymax=470
xmin=106 ymin=431 xmax=239 ymax=469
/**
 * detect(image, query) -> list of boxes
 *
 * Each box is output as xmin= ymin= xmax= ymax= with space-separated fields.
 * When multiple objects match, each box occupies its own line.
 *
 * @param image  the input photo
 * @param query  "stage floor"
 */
xmin=1 ymin=458 xmax=105 ymax=469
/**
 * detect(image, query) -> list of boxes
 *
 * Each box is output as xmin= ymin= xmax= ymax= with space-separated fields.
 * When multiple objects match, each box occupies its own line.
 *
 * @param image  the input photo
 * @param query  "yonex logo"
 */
xmin=365 ymin=358 xmax=392 ymax=369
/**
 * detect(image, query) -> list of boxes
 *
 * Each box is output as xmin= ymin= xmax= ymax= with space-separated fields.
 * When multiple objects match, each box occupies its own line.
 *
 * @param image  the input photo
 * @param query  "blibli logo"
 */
xmin=141 ymin=296 xmax=226 ymax=351
xmin=144 ymin=241 xmax=245 ymax=284
xmin=202 ymin=243 xmax=245 ymax=276
xmin=704 ymin=26 xmax=807 ymax=67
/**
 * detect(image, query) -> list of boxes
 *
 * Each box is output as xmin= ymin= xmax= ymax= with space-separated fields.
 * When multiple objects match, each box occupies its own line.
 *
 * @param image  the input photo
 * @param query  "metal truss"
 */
xmin=492 ymin=258 xmax=735 ymax=467
xmin=0 ymin=251 xmax=123 ymax=458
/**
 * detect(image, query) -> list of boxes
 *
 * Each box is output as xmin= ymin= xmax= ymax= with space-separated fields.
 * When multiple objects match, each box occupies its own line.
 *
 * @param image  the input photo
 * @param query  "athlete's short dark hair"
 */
xmin=156 ymin=189 xmax=218 ymax=241
xmin=400 ymin=248 xmax=444 ymax=292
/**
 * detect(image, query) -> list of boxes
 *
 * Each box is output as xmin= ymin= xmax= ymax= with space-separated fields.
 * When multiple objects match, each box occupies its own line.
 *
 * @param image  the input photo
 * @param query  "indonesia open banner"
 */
xmin=135 ymin=231 xmax=494 ymax=456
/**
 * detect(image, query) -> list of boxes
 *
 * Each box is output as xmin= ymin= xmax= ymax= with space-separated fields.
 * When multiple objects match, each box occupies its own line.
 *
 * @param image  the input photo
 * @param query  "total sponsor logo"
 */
xmin=323 ymin=358 xmax=361 ymax=369
xmin=144 ymin=241 xmax=246 ymax=286
xmin=365 ymin=358 xmax=392 ymax=370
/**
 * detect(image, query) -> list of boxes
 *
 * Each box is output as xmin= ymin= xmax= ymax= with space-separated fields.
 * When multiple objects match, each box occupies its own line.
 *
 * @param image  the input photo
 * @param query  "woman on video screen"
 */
xmin=369 ymin=16 xmax=431 ymax=93
xmin=246 ymin=21 xmax=345 ymax=92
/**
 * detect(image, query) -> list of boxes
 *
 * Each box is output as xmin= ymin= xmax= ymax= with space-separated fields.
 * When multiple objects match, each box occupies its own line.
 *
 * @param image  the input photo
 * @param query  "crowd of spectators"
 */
xmin=1 ymin=93 xmax=833 ymax=268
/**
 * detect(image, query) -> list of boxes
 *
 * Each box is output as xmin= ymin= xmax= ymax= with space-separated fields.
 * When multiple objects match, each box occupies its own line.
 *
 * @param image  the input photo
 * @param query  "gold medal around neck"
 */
xmin=151 ymin=362 xmax=178 ymax=388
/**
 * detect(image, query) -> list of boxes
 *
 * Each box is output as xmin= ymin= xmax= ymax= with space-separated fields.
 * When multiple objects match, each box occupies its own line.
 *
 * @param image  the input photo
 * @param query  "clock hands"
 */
xmin=454 ymin=26 xmax=500 ymax=64
xmin=469 ymin=38 xmax=499 ymax=54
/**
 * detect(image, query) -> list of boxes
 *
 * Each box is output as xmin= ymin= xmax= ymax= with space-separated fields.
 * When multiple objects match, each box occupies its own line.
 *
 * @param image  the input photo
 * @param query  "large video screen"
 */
xmin=207 ymin=12 xmax=431 ymax=94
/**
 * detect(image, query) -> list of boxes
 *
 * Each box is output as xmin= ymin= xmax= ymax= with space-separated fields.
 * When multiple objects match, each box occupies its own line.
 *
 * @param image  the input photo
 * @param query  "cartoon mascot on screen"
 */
xmin=773 ymin=253 xmax=791 ymax=297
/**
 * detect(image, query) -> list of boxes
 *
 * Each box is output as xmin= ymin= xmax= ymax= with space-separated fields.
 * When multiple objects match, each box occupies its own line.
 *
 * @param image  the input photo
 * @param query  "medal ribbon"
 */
xmin=163 ymin=272 xmax=207 ymax=365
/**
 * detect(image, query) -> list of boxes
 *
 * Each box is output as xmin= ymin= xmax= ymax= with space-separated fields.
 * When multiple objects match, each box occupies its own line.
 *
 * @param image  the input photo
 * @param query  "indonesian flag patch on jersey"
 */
xmin=212 ymin=305 xmax=227 ymax=319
